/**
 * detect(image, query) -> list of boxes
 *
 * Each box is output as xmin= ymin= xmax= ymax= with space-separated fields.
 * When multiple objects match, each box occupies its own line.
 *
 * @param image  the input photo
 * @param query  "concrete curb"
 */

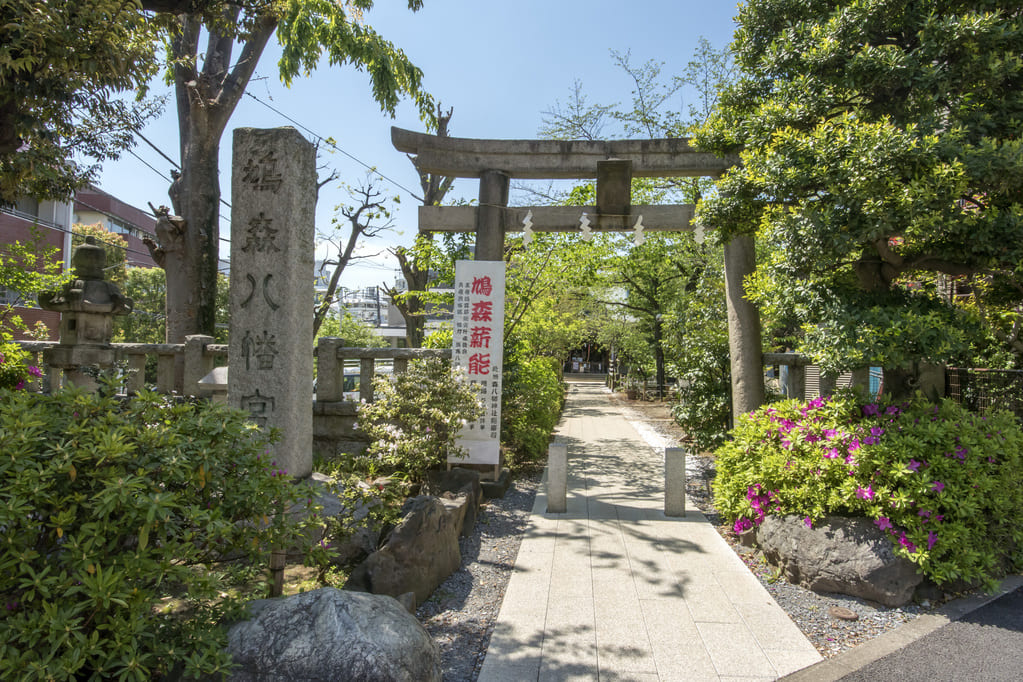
xmin=779 ymin=574 xmax=1023 ymax=680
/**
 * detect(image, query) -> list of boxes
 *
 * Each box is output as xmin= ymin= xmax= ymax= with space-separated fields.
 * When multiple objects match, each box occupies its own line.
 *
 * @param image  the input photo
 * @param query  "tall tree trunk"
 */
xmin=158 ymin=11 xmax=274 ymax=344
xmin=395 ymin=106 xmax=455 ymax=347
xmin=653 ymin=316 xmax=666 ymax=399
xmin=394 ymin=235 xmax=431 ymax=347
xmin=167 ymin=135 xmax=220 ymax=342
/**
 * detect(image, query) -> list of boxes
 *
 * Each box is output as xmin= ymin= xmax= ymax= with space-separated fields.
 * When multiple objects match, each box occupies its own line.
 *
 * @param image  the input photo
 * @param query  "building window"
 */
xmin=14 ymin=197 xmax=39 ymax=218
xmin=0 ymin=286 xmax=29 ymax=307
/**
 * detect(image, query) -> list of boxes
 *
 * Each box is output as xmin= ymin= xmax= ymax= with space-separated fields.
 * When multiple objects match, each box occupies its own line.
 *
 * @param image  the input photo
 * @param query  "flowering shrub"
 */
xmin=354 ymin=357 xmax=483 ymax=485
xmin=0 ymin=381 xmax=322 ymax=680
xmin=0 ymin=341 xmax=41 ymax=390
xmin=714 ymin=392 xmax=1023 ymax=589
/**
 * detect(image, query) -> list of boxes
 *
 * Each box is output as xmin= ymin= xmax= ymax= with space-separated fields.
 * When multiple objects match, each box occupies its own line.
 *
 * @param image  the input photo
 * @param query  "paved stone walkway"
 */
xmin=478 ymin=380 xmax=822 ymax=681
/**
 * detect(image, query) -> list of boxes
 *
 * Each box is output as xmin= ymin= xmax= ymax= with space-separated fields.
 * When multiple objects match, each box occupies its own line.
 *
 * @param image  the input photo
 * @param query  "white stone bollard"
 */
xmin=665 ymin=447 xmax=686 ymax=517
xmin=547 ymin=442 xmax=567 ymax=513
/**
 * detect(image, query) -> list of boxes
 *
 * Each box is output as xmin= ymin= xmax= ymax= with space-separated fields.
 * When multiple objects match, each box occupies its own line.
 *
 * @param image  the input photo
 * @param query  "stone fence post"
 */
xmin=315 ymin=337 xmax=344 ymax=402
xmin=184 ymin=335 xmax=215 ymax=397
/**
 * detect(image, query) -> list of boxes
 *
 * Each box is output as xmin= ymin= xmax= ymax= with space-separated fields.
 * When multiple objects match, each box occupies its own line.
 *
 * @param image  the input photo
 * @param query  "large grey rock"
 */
xmin=481 ymin=468 xmax=512 ymax=500
xmin=283 ymin=473 xmax=379 ymax=565
xmin=425 ymin=467 xmax=482 ymax=535
xmin=345 ymin=495 xmax=461 ymax=606
xmin=756 ymin=515 xmax=923 ymax=607
xmin=223 ymin=588 xmax=440 ymax=681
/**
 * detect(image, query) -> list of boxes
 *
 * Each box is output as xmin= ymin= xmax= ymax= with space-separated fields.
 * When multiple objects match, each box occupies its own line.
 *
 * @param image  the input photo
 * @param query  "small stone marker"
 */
xmin=664 ymin=447 xmax=686 ymax=517
xmin=547 ymin=442 xmax=567 ymax=513
xmin=829 ymin=606 xmax=860 ymax=621
xmin=229 ymin=127 xmax=315 ymax=479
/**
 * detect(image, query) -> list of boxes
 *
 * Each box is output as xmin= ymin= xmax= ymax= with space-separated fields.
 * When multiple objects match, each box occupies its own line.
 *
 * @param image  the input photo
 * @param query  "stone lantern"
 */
xmin=38 ymin=236 xmax=133 ymax=390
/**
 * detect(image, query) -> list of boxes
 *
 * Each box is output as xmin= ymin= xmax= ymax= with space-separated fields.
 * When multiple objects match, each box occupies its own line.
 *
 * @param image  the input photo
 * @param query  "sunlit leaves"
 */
xmin=696 ymin=0 xmax=1023 ymax=369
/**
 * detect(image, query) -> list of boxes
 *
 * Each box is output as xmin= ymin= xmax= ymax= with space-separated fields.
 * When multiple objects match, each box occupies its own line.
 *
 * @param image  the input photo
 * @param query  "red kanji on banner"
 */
xmin=468 ymin=352 xmax=491 ymax=375
xmin=470 ymin=326 xmax=491 ymax=348
xmin=471 ymin=276 xmax=493 ymax=296
xmin=471 ymin=301 xmax=493 ymax=322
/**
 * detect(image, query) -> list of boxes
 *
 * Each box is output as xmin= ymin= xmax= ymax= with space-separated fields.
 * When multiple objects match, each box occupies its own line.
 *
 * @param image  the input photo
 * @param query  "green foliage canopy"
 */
xmin=0 ymin=1 xmax=163 ymax=203
xmin=696 ymin=0 xmax=1023 ymax=371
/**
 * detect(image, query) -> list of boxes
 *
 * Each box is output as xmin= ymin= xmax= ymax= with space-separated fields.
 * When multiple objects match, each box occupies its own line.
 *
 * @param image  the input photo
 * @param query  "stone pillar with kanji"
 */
xmin=229 ymin=127 xmax=315 ymax=479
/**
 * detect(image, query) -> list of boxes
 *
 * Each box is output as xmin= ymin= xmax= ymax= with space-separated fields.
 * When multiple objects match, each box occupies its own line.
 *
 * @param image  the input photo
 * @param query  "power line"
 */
xmin=243 ymin=91 xmax=425 ymax=202
xmin=123 ymin=147 xmax=234 ymax=245
xmin=135 ymin=132 xmax=181 ymax=171
xmin=126 ymin=148 xmax=172 ymax=182
xmin=126 ymin=137 xmax=233 ymax=213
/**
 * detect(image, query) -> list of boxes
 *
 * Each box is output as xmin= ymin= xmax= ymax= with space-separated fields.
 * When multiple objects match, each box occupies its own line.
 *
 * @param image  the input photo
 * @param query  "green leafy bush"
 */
xmin=354 ymin=357 xmax=483 ymax=485
xmin=671 ymin=352 xmax=731 ymax=453
xmin=0 ymin=382 xmax=319 ymax=681
xmin=501 ymin=352 xmax=564 ymax=466
xmin=714 ymin=392 xmax=1023 ymax=589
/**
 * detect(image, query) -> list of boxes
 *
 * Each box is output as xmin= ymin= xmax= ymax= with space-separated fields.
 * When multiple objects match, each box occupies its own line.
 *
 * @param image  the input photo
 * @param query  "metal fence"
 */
xmin=946 ymin=368 xmax=1023 ymax=421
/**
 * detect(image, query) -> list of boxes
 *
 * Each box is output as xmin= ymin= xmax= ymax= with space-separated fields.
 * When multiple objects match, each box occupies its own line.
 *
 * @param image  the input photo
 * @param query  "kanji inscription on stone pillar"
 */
xmin=229 ymin=127 xmax=315 ymax=478
xmin=452 ymin=260 xmax=505 ymax=466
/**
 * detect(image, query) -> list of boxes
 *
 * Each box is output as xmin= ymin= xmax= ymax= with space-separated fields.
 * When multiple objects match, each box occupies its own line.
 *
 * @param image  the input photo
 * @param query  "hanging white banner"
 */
xmin=451 ymin=260 xmax=505 ymax=466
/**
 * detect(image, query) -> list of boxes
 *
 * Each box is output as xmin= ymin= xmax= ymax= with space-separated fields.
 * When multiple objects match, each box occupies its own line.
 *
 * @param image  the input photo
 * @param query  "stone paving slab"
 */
xmin=477 ymin=381 xmax=821 ymax=682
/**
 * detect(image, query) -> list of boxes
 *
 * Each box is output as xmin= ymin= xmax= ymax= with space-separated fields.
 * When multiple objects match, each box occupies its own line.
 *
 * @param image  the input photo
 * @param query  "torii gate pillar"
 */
xmin=476 ymin=170 xmax=509 ymax=261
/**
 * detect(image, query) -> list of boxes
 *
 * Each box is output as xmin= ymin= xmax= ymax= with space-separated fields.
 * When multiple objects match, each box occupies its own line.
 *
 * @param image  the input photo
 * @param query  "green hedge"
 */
xmin=501 ymin=353 xmax=565 ymax=466
xmin=0 ymin=383 xmax=320 ymax=680
xmin=714 ymin=392 xmax=1023 ymax=589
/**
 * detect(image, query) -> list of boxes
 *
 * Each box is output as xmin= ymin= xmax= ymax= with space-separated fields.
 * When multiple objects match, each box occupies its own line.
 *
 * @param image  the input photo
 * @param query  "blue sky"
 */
xmin=95 ymin=0 xmax=741 ymax=291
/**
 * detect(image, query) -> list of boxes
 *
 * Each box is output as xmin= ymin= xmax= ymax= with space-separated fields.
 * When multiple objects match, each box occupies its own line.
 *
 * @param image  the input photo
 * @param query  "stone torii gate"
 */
xmin=391 ymin=127 xmax=765 ymax=416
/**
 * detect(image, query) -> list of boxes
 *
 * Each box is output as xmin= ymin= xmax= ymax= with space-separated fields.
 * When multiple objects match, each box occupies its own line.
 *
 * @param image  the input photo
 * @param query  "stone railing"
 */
xmin=15 ymin=337 xmax=451 ymax=459
xmin=16 ymin=336 xmax=450 ymax=400
xmin=15 ymin=336 xmax=228 ymax=396
xmin=313 ymin=341 xmax=451 ymax=403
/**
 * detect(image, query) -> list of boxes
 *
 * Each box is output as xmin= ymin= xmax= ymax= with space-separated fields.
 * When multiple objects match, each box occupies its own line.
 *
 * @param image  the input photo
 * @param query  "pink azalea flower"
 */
xmin=927 ymin=531 xmax=938 ymax=550
xmin=734 ymin=518 xmax=754 ymax=534
xmin=906 ymin=460 xmax=922 ymax=472
xmin=899 ymin=534 xmax=917 ymax=553
xmin=856 ymin=485 xmax=874 ymax=500
xmin=875 ymin=517 xmax=893 ymax=531
xmin=804 ymin=517 xmax=813 ymax=528
xmin=824 ymin=448 xmax=840 ymax=459
xmin=931 ymin=481 xmax=945 ymax=494
xmin=848 ymin=438 xmax=861 ymax=452
xmin=27 ymin=366 xmax=42 ymax=378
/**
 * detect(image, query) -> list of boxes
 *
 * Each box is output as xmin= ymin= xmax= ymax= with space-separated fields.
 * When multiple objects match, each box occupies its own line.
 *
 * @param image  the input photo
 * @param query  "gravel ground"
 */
xmin=416 ymin=469 xmax=543 ymax=682
xmin=416 ymin=391 xmax=937 ymax=680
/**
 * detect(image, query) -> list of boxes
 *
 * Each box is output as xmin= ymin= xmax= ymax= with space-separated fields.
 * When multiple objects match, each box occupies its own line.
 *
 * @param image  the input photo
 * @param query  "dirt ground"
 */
xmin=606 ymin=391 xmax=700 ymax=451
